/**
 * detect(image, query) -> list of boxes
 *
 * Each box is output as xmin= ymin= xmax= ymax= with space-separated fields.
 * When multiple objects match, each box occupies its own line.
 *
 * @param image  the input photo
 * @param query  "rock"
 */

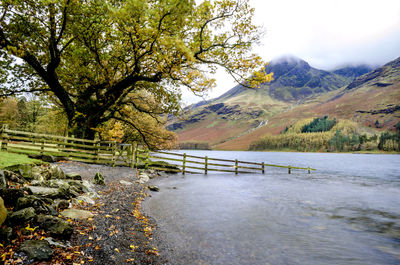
xmin=120 ymin=180 xmax=133 ymax=185
xmin=8 ymin=207 xmax=36 ymax=225
xmin=61 ymin=209 xmax=94 ymax=220
xmin=0 ymin=169 xmax=7 ymax=189
xmin=52 ymin=199 xmax=70 ymax=211
xmin=0 ymin=189 xmax=26 ymax=207
xmin=148 ymin=185 xmax=159 ymax=192
xmin=93 ymin=172 xmax=105 ymax=185
xmin=15 ymin=195 xmax=58 ymax=216
xmin=0 ymin=227 xmax=13 ymax=243
xmin=0 ymin=197 xmax=7 ymax=226
xmin=41 ymin=155 xmax=58 ymax=163
xmin=44 ymin=237 xmax=69 ymax=248
xmin=65 ymin=172 xmax=82 ymax=181
xmin=27 ymin=186 xmax=63 ymax=199
xmin=19 ymin=240 xmax=54 ymax=261
xmin=4 ymin=164 xmax=35 ymax=180
xmin=138 ymin=173 xmax=150 ymax=184
xmin=48 ymin=165 xmax=66 ymax=179
xmin=3 ymin=170 xmax=24 ymax=183
xmin=35 ymin=215 xmax=73 ymax=239
xmin=73 ymin=195 xmax=95 ymax=205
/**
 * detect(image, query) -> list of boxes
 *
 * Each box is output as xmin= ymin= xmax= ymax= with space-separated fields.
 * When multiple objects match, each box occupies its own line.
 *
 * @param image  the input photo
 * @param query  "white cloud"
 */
xmin=182 ymin=0 xmax=400 ymax=104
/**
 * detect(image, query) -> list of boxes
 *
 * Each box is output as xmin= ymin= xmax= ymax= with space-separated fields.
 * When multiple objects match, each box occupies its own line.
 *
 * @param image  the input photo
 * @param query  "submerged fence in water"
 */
xmin=135 ymin=149 xmax=316 ymax=174
xmin=1 ymin=125 xmax=316 ymax=174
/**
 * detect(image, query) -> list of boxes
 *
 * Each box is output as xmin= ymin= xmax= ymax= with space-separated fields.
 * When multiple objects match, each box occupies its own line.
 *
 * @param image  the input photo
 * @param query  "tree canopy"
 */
xmin=0 ymin=0 xmax=271 ymax=143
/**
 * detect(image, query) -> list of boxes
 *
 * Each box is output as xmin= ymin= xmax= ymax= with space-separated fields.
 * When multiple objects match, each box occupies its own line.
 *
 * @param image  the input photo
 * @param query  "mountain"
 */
xmin=346 ymin=57 xmax=400 ymax=90
xmin=265 ymin=56 xmax=349 ymax=101
xmin=168 ymin=56 xmax=400 ymax=150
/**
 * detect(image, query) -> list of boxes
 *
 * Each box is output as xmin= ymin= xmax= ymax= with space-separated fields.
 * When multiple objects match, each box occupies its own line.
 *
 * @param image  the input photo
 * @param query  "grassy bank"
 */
xmin=0 ymin=151 xmax=43 ymax=168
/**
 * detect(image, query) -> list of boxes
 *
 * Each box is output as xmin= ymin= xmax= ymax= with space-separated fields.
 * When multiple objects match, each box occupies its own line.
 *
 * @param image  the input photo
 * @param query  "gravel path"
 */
xmin=55 ymin=161 xmax=167 ymax=265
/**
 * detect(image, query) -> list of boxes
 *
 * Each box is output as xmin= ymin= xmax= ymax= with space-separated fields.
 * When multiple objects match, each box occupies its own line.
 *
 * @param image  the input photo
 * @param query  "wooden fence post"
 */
xmin=235 ymin=159 xmax=238 ymax=175
xmin=0 ymin=124 xmax=8 ymax=151
xmin=288 ymin=166 xmax=291 ymax=174
xmin=130 ymin=143 xmax=136 ymax=168
xmin=134 ymin=147 xmax=139 ymax=168
xmin=308 ymin=167 xmax=311 ymax=174
xmin=145 ymin=149 xmax=149 ymax=170
xmin=262 ymin=162 xmax=265 ymax=174
xmin=112 ymin=141 xmax=116 ymax=167
xmin=204 ymin=156 xmax=208 ymax=174
xmin=182 ymin=153 xmax=186 ymax=175
xmin=40 ymin=140 xmax=45 ymax=155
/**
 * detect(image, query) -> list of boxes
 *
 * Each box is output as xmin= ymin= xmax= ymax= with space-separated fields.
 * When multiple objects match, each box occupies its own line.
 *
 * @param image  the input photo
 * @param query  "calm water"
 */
xmin=143 ymin=151 xmax=400 ymax=265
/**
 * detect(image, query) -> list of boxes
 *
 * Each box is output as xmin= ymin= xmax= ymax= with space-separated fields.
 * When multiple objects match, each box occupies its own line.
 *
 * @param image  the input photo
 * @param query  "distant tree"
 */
xmin=301 ymin=116 xmax=336 ymax=133
xmin=0 ymin=0 xmax=272 ymax=141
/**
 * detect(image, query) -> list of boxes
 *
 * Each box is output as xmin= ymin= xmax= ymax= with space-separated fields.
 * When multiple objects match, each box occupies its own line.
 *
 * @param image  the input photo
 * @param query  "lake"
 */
xmin=143 ymin=151 xmax=400 ymax=265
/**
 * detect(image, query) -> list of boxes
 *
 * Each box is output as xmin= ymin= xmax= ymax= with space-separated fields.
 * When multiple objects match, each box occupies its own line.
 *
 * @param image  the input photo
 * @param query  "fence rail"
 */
xmin=1 ymin=125 xmax=316 ymax=174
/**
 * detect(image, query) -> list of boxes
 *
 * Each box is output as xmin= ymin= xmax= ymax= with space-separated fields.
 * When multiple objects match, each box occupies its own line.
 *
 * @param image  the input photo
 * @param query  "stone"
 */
xmin=0 ymin=227 xmax=13 ymax=243
xmin=9 ymin=207 xmax=36 ymax=225
xmin=3 ymin=170 xmax=24 ymax=183
xmin=120 ymin=180 xmax=133 ymax=185
xmin=27 ymin=186 xmax=63 ymax=198
xmin=41 ymin=155 xmax=58 ymax=163
xmin=52 ymin=199 xmax=70 ymax=211
xmin=4 ymin=164 xmax=35 ymax=180
xmin=148 ymin=185 xmax=159 ymax=192
xmin=93 ymin=172 xmax=105 ymax=185
xmin=44 ymin=237 xmax=69 ymax=248
xmin=48 ymin=165 xmax=66 ymax=179
xmin=138 ymin=173 xmax=150 ymax=184
xmin=73 ymin=195 xmax=95 ymax=205
xmin=15 ymin=195 xmax=58 ymax=216
xmin=61 ymin=209 xmax=94 ymax=220
xmin=19 ymin=240 xmax=54 ymax=261
xmin=65 ymin=172 xmax=82 ymax=181
xmin=0 ymin=169 xmax=7 ymax=189
xmin=35 ymin=215 xmax=73 ymax=239
xmin=0 ymin=189 xmax=26 ymax=207
xmin=0 ymin=197 xmax=7 ymax=226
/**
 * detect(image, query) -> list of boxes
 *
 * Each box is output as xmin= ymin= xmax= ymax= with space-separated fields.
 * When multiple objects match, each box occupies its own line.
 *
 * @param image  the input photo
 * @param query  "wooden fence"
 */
xmin=1 ymin=125 xmax=316 ymax=174
xmin=0 ymin=125 xmax=135 ymax=167
xmin=135 ymin=149 xmax=316 ymax=174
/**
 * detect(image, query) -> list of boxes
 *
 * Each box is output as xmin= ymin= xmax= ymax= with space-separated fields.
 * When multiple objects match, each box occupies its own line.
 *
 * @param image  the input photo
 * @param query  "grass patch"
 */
xmin=0 ymin=151 xmax=43 ymax=169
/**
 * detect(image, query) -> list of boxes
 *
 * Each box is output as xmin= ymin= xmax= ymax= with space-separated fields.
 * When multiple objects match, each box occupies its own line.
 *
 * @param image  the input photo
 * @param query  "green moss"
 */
xmin=0 ymin=151 xmax=43 ymax=169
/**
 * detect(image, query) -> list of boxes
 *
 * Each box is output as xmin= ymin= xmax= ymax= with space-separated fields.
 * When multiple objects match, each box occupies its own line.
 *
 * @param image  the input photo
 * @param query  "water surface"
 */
xmin=143 ymin=151 xmax=400 ymax=265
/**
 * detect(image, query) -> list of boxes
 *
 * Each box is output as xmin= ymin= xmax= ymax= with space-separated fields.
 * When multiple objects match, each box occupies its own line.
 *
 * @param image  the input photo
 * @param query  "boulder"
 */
xmin=19 ymin=240 xmax=54 ymax=261
xmin=61 ymin=209 xmax=94 ymax=220
xmin=15 ymin=195 xmax=58 ymax=216
xmin=0 ymin=189 xmax=26 ymax=207
xmin=93 ymin=172 xmax=105 ymax=185
xmin=35 ymin=215 xmax=73 ymax=239
xmin=0 ymin=169 xmax=7 ymax=189
xmin=8 ymin=207 xmax=36 ymax=225
xmin=65 ymin=172 xmax=82 ymax=181
xmin=0 ymin=197 xmax=7 ymax=226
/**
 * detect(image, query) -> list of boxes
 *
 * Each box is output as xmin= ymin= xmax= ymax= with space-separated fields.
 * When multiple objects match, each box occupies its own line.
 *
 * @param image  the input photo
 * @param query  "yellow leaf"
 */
xmin=115 ymin=248 xmax=120 ymax=253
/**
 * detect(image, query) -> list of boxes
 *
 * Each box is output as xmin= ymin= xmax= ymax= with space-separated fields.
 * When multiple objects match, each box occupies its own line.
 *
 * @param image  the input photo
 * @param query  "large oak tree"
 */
xmin=0 ymin=0 xmax=271 ymax=140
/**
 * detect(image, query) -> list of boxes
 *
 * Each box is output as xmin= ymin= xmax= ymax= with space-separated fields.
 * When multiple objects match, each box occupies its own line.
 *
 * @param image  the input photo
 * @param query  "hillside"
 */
xmin=169 ymin=56 xmax=400 ymax=150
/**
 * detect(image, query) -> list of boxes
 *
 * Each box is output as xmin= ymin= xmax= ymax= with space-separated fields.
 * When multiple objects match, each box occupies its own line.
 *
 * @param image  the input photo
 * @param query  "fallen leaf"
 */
xmin=114 ymin=248 xmax=120 ymax=253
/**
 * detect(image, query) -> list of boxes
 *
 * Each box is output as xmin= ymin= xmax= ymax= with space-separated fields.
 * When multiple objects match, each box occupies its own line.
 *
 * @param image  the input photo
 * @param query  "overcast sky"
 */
xmin=182 ymin=0 xmax=400 ymax=104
